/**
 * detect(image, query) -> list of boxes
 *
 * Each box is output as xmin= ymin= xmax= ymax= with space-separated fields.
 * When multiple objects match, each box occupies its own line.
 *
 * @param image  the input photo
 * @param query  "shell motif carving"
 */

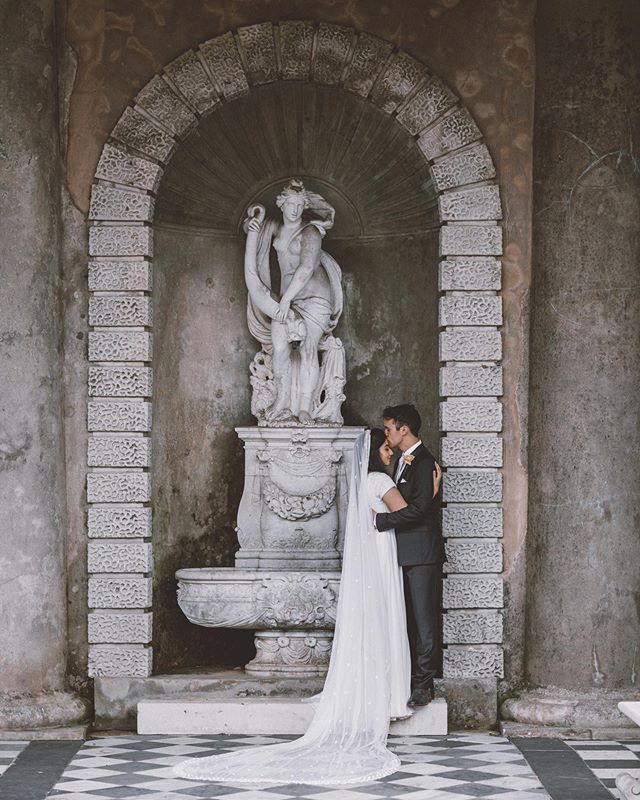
xmin=256 ymin=574 xmax=337 ymax=627
xmin=254 ymin=634 xmax=332 ymax=667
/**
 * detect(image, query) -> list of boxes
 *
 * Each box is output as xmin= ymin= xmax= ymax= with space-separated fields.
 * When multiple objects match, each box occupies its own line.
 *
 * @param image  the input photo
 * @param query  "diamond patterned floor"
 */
xmin=0 ymin=741 xmax=28 ymax=776
xmin=567 ymin=740 xmax=640 ymax=798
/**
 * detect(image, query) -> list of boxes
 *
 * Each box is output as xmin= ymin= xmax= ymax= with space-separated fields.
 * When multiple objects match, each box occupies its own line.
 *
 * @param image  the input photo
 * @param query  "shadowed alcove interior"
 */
xmin=151 ymin=80 xmax=441 ymax=672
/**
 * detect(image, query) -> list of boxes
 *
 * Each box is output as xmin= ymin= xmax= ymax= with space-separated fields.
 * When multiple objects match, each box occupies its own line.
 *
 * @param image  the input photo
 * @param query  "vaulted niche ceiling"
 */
xmin=155 ymin=82 xmax=439 ymax=237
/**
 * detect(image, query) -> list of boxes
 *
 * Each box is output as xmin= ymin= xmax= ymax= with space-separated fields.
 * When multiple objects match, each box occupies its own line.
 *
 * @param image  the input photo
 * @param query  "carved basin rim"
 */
xmin=176 ymin=567 xmax=341 ymax=581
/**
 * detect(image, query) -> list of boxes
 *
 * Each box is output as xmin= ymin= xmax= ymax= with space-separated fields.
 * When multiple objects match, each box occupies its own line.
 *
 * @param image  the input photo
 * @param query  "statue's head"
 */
xmin=276 ymin=179 xmax=308 ymax=223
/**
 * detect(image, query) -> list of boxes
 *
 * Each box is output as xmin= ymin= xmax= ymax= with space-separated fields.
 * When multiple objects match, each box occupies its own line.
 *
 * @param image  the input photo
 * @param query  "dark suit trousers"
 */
xmin=403 ymin=563 xmax=442 ymax=690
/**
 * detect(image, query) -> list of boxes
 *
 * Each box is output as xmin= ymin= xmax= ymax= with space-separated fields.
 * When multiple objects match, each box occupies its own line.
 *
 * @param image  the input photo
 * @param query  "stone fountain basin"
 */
xmin=176 ymin=567 xmax=340 ymax=631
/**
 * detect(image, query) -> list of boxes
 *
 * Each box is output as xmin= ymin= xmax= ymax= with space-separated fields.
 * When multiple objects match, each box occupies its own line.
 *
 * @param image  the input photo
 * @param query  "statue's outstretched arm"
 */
xmin=244 ymin=205 xmax=279 ymax=319
xmin=280 ymin=226 xmax=322 ymax=305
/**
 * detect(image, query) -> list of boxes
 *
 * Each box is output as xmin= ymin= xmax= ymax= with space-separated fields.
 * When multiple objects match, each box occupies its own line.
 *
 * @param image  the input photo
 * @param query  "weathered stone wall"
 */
xmin=527 ymin=0 xmax=640 ymax=689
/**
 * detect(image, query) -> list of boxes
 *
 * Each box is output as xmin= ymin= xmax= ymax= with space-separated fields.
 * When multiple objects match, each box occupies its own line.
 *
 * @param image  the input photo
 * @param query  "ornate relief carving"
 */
xmin=89 ymin=185 xmax=155 ymax=222
xmin=88 ymin=611 xmax=153 ymax=644
xmin=88 ymin=506 xmax=152 ymax=539
xmin=95 ymin=143 xmax=163 ymax=192
xmin=89 ymin=296 xmax=152 ymax=327
xmin=440 ymin=365 xmax=503 ymax=397
xmin=440 ymin=224 xmax=503 ymax=257
xmin=248 ymin=631 xmax=333 ymax=675
xmin=445 ymin=539 xmax=503 ymax=573
xmin=88 ymin=541 xmax=153 ymax=573
xmin=88 ymin=576 xmax=152 ymax=609
xmin=431 ymin=143 xmax=496 ymax=192
xmin=312 ymin=23 xmax=353 ymax=85
xmin=396 ymin=77 xmax=457 ymax=135
xmin=443 ymin=646 xmax=504 ymax=678
xmin=88 ymin=400 xmax=152 ymax=432
xmin=441 ymin=436 xmax=502 ymax=468
xmin=443 ymin=574 xmax=503 ymax=609
xmin=135 ymin=75 xmax=197 ymax=137
xmin=89 ymin=225 xmax=153 ymax=258
xmin=439 ymin=185 xmax=502 ymax=222
xmin=237 ymin=23 xmax=277 ymax=85
xmin=87 ymin=471 xmax=151 ymax=503
xmin=112 ymin=107 xmax=175 ymax=163
xmin=88 ymin=645 xmax=152 ymax=678
xmin=370 ymin=51 xmax=427 ymax=114
xmin=88 ymin=435 xmax=151 ymax=468
xmin=440 ymin=295 xmax=502 ymax=327
xmin=256 ymin=574 xmax=337 ymax=627
xmin=440 ymin=329 xmax=502 ymax=361
xmin=199 ymin=32 xmax=249 ymax=100
xmin=443 ymin=470 xmax=502 ymax=503
xmin=439 ymin=257 xmax=501 ymax=292
xmin=442 ymin=507 xmax=503 ymax=539
xmin=163 ymin=50 xmax=219 ymax=115
xmin=417 ymin=108 xmax=482 ymax=161
xmin=88 ymin=331 xmax=152 ymax=362
xmin=88 ymin=261 xmax=152 ymax=292
xmin=343 ymin=32 xmax=393 ymax=97
xmin=277 ymin=21 xmax=314 ymax=81
xmin=443 ymin=611 xmax=503 ymax=645
xmin=88 ymin=366 xmax=153 ymax=398
xmin=440 ymin=400 xmax=503 ymax=433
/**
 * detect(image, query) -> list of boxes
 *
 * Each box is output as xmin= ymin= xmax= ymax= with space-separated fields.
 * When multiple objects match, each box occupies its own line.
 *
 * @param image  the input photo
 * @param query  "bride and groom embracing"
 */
xmin=175 ymin=403 xmax=443 ymax=786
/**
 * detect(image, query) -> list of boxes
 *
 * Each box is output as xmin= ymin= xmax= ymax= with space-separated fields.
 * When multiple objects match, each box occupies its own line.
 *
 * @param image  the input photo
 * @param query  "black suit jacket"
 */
xmin=375 ymin=443 xmax=444 ymax=567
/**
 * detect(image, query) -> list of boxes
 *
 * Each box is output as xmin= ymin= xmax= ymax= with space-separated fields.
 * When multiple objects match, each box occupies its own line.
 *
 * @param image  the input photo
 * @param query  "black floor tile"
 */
xmin=0 ymin=740 xmax=83 ymax=800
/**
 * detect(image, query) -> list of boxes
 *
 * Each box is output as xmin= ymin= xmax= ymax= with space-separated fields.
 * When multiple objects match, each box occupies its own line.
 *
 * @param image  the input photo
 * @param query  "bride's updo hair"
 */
xmin=368 ymin=428 xmax=388 ymax=473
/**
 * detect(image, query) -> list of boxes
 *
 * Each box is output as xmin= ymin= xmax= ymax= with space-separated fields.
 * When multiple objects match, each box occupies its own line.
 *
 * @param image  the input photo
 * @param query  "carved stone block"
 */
xmin=88 ymin=541 xmax=153 ymax=573
xmin=440 ymin=329 xmax=502 ymax=361
xmin=440 ymin=224 xmax=502 ymax=257
xmin=88 ymin=576 xmax=152 ymax=609
xmin=135 ymin=75 xmax=197 ymax=138
xmin=417 ymin=108 xmax=481 ymax=161
xmin=163 ymin=50 xmax=219 ymax=115
xmin=440 ymin=296 xmax=502 ymax=327
xmin=89 ymin=225 xmax=153 ymax=258
xmin=445 ymin=539 xmax=503 ymax=573
xmin=441 ymin=436 xmax=502 ymax=467
xmin=199 ymin=32 xmax=249 ymax=100
xmin=312 ymin=23 xmax=353 ymax=85
xmin=443 ymin=574 xmax=503 ymax=609
xmin=88 ymin=645 xmax=153 ymax=678
xmin=88 ymin=331 xmax=152 ymax=362
xmin=88 ymin=366 xmax=152 ymax=398
xmin=95 ymin=144 xmax=163 ymax=193
xmin=439 ymin=258 xmax=501 ymax=291
xmin=87 ymin=471 xmax=151 ymax=504
xmin=431 ymin=143 xmax=496 ymax=191
xmin=112 ymin=107 xmax=175 ymax=163
xmin=88 ymin=506 xmax=152 ymax=539
xmin=370 ymin=51 xmax=426 ymax=114
xmin=439 ymin=185 xmax=502 ymax=222
xmin=88 ymin=400 xmax=152 ymax=432
xmin=440 ymin=400 xmax=502 ymax=433
xmin=237 ymin=23 xmax=278 ymax=85
xmin=277 ymin=21 xmax=314 ymax=81
xmin=88 ymin=435 xmax=152 ymax=468
xmin=443 ymin=507 xmax=503 ymax=538
xmin=396 ymin=77 xmax=457 ymax=135
xmin=89 ymin=611 xmax=153 ymax=644
xmin=443 ymin=470 xmax=502 ymax=503
xmin=89 ymin=296 xmax=152 ymax=327
xmin=89 ymin=185 xmax=154 ymax=222
xmin=443 ymin=646 xmax=504 ymax=678
xmin=440 ymin=365 xmax=503 ymax=397
xmin=88 ymin=261 xmax=152 ymax=292
xmin=443 ymin=611 xmax=503 ymax=644
xmin=343 ymin=33 xmax=393 ymax=97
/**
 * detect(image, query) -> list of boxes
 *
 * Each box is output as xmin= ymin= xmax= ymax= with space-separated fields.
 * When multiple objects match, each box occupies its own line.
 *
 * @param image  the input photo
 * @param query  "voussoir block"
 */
xmin=443 ymin=470 xmax=502 ymax=503
xmin=277 ymin=21 xmax=314 ymax=81
xmin=396 ymin=76 xmax=457 ymax=136
xmin=442 ymin=506 xmax=503 ymax=538
xmin=88 ymin=644 xmax=153 ymax=678
xmin=438 ymin=185 xmax=502 ymax=222
xmin=88 ymin=331 xmax=152 ymax=362
xmin=312 ymin=23 xmax=353 ymax=86
xmin=89 ymin=185 xmax=154 ymax=222
xmin=443 ymin=610 xmax=503 ymax=645
xmin=163 ymin=50 xmax=220 ymax=115
xmin=440 ymin=365 xmax=503 ymax=397
xmin=88 ymin=506 xmax=152 ymax=539
xmin=88 ymin=541 xmax=153 ymax=573
xmin=440 ymin=329 xmax=502 ymax=362
xmin=417 ymin=108 xmax=481 ymax=161
xmin=95 ymin=144 xmax=163 ymax=193
xmin=237 ymin=23 xmax=278 ymax=86
xmin=443 ymin=646 xmax=504 ymax=678
xmin=440 ymin=400 xmax=502 ymax=433
xmin=88 ymin=435 xmax=152 ymax=468
xmin=112 ymin=107 xmax=175 ymax=163
xmin=443 ymin=574 xmax=503 ymax=609
xmin=87 ymin=470 xmax=151 ymax=503
xmin=199 ymin=32 xmax=249 ymax=100
xmin=343 ymin=32 xmax=393 ymax=97
xmin=430 ymin=143 xmax=496 ymax=192
xmin=88 ymin=611 xmax=153 ymax=644
xmin=370 ymin=50 xmax=427 ymax=114
xmin=445 ymin=539 xmax=502 ymax=573
xmin=88 ymin=576 xmax=152 ymax=609
xmin=441 ymin=435 xmax=502 ymax=467
xmin=135 ymin=75 xmax=197 ymax=138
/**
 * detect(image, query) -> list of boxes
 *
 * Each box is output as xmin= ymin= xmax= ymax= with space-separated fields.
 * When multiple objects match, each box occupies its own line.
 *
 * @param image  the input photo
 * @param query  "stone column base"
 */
xmin=0 ymin=691 xmax=90 ymax=732
xmin=246 ymin=630 xmax=333 ymax=677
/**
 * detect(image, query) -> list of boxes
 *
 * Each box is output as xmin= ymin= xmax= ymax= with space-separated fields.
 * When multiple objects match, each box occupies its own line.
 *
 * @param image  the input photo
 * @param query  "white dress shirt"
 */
xmin=394 ymin=440 xmax=422 ymax=483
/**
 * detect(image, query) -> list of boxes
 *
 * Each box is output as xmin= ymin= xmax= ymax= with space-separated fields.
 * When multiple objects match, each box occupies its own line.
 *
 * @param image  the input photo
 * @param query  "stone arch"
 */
xmin=85 ymin=21 xmax=504 ymax=683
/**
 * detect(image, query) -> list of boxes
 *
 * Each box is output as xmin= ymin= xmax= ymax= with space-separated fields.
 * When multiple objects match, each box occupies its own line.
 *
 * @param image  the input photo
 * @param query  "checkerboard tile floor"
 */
xmin=567 ymin=740 xmax=640 ymax=798
xmin=45 ymin=733 xmax=550 ymax=800
xmin=0 ymin=741 xmax=28 ymax=775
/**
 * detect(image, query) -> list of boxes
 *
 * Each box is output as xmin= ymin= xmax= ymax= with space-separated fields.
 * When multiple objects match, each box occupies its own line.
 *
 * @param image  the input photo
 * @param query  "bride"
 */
xmin=174 ymin=428 xmax=441 ymax=785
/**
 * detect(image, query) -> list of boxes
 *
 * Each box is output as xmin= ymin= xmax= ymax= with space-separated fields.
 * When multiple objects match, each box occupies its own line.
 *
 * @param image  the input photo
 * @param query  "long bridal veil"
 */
xmin=174 ymin=430 xmax=400 ymax=785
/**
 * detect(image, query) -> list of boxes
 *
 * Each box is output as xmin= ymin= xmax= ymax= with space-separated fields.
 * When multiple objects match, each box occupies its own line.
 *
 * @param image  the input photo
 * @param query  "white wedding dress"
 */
xmin=174 ymin=432 xmax=411 ymax=785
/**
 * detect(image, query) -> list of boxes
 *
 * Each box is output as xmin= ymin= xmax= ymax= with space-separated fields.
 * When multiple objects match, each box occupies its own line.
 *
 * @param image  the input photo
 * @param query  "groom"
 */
xmin=374 ymin=403 xmax=444 ymax=706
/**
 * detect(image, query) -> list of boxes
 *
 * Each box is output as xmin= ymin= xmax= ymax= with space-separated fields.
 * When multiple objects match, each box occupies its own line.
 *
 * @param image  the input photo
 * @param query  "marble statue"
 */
xmin=243 ymin=179 xmax=346 ymax=427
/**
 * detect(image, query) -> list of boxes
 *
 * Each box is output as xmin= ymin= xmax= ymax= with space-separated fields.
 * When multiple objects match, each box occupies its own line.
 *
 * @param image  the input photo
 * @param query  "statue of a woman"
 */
xmin=243 ymin=179 xmax=346 ymax=426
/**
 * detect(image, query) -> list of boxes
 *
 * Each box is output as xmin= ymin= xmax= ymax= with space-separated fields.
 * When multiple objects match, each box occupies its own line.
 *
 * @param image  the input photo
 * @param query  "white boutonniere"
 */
xmin=402 ymin=454 xmax=415 ymax=465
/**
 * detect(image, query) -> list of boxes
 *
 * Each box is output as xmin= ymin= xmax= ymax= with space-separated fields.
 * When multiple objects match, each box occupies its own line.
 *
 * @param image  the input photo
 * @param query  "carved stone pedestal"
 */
xmin=247 ymin=631 xmax=333 ymax=676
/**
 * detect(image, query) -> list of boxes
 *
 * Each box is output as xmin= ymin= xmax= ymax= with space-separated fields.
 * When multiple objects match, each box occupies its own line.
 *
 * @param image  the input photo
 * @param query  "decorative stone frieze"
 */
xmin=135 ymin=75 xmax=197 ymax=137
xmin=277 ymin=21 xmax=314 ymax=81
xmin=439 ymin=185 xmax=502 ymax=222
xmin=440 ymin=329 xmax=502 ymax=361
xmin=88 ymin=645 xmax=153 ymax=678
xmin=443 ymin=574 xmax=503 ymax=609
xmin=443 ymin=611 xmax=503 ymax=645
xmin=89 ymin=185 xmax=155 ymax=222
xmin=312 ymin=23 xmax=353 ymax=86
xmin=440 ymin=365 xmax=503 ymax=397
xmin=88 ymin=400 xmax=152 ymax=432
xmin=443 ymin=646 xmax=504 ymax=678
xmin=440 ymin=224 xmax=502 ymax=257
xmin=88 ymin=261 xmax=152 ymax=292
xmin=88 ymin=576 xmax=153 ymax=609
xmin=112 ymin=107 xmax=175 ymax=163
xmin=441 ymin=436 xmax=502 ymax=467
xmin=95 ymin=143 xmax=163 ymax=192
xmin=417 ymin=108 xmax=482 ymax=161
xmin=88 ymin=435 xmax=151 ymax=468
xmin=370 ymin=51 xmax=426 ymax=114
xmin=163 ymin=50 xmax=220 ymax=115
xmin=88 ymin=367 xmax=153 ymax=398
xmin=88 ymin=331 xmax=152 ymax=362
xmin=442 ymin=507 xmax=503 ymax=538
xmin=88 ymin=506 xmax=152 ymax=539
xmin=440 ymin=296 xmax=502 ymax=327
xmin=445 ymin=539 xmax=502 ymax=573
xmin=237 ymin=23 xmax=278 ymax=86
xmin=87 ymin=471 xmax=151 ymax=504
xmin=439 ymin=258 xmax=501 ymax=292
xmin=430 ymin=143 xmax=496 ymax=191
xmin=88 ymin=611 xmax=153 ymax=644
xmin=89 ymin=296 xmax=152 ymax=328
xmin=396 ymin=77 xmax=457 ymax=136
xmin=440 ymin=400 xmax=502 ymax=432
xmin=89 ymin=225 xmax=153 ymax=258
xmin=343 ymin=33 xmax=393 ymax=97
xmin=199 ymin=33 xmax=249 ymax=100
xmin=248 ymin=630 xmax=333 ymax=677
xmin=443 ymin=470 xmax=502 ymax=503
xmin=88 ymin=541 xmax=153 ymax=573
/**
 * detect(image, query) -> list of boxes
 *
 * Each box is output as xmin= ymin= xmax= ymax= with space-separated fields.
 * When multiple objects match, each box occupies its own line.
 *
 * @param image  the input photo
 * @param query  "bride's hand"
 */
xmin=433 ymin=462 xmax=442 ymax=497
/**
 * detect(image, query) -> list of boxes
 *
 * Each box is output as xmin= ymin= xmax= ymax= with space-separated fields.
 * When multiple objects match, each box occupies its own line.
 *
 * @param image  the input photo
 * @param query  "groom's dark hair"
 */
xmin=383 ymin=403 xmax=421 ymax=436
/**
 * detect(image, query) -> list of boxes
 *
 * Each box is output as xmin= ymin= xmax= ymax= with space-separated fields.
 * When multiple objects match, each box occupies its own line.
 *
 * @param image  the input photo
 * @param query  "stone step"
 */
xmin=137 ymin=695 xmax=447 ymax=736
xmin=0 ymin=724 xmax=89 ymax=740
